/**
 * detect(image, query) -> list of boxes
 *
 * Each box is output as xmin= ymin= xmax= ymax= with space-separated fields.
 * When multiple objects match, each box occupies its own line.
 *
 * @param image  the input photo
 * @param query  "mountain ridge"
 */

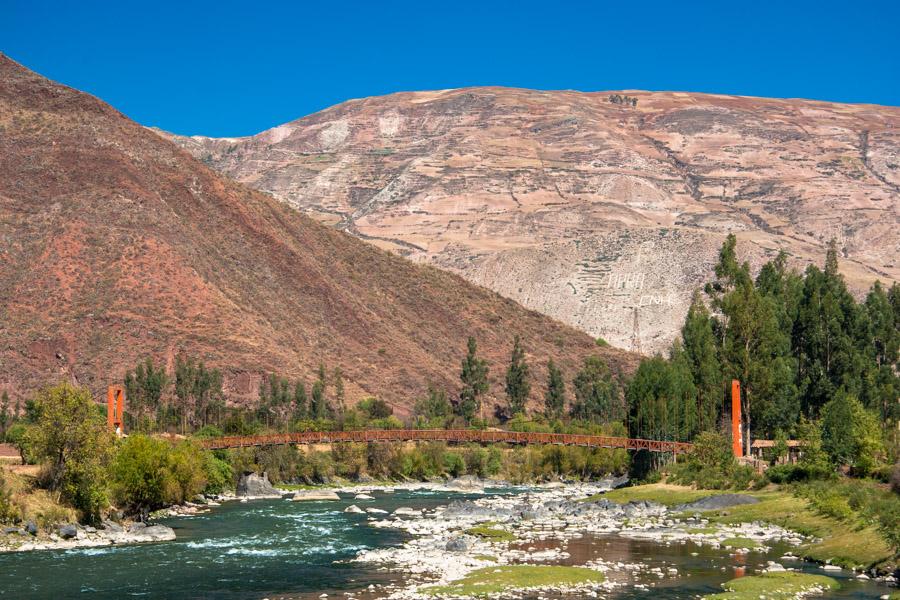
xmin=162 ymin=86 xmax=899 ymax=352
xmin=0 ymin=54 xmax=632 ymax=412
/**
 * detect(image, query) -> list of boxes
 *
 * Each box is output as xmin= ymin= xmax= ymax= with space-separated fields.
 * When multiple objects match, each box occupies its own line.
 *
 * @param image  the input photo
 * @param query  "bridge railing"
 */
xmin=198 ymin=429 xmax=692 ymax=454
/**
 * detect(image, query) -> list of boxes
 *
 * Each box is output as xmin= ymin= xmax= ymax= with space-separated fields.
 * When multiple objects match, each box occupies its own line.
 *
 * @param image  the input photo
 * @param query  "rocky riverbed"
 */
xmin=348 ymin=479 xmax=834 ymax=599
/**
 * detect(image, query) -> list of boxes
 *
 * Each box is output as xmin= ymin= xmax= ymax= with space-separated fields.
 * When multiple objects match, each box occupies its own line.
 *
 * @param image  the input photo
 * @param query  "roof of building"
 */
xmin=751 ymin=439 xmax=803 ymax=448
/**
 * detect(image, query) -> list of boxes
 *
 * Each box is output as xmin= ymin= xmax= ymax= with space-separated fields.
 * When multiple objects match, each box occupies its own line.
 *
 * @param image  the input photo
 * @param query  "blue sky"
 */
xmin=3 ymin=0 xmax=898 ymax=136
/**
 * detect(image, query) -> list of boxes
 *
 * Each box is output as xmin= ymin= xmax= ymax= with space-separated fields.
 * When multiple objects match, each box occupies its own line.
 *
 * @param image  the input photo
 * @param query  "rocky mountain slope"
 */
xmin=164 ymin=88 xmax=899 ymax=353
xmin=0 ymin=55 xmax=631 ymax=411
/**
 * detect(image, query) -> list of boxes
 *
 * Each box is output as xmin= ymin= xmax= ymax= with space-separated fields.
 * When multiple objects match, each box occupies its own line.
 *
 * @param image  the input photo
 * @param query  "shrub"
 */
xmin=444 ymin=451 xmax=466 ymax=477
xmin=203 ymin=454 xmax=232 ymax=495
xmin=111 ymin=435 xmax=208 ymax=517
xmin=0 ymin=472 xmax=19 ymax=524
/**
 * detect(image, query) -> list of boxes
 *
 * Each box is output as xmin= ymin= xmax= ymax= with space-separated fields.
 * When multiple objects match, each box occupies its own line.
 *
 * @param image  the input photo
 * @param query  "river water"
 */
xmin=0 ymin=487 xmax=890 ymax=599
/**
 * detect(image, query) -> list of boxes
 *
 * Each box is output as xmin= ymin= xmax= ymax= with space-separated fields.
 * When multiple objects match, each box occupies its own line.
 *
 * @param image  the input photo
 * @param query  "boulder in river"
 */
xmin=344 ymin=504 xmax=365 ymax=514
xmin=291 ymin=490 xmax=341 ymax=501
xmin=236 ymin=471 xmax=282 ymax=498
xmin=58 ymin=524 xmax=78 ymax=539
xmin=446 ymin=475 xmax=483 ymax=491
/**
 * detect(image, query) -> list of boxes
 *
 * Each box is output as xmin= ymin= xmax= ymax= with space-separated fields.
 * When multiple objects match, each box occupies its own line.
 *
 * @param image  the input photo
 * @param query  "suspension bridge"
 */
xmin=197 ymin=429 xmax=694 ymax=454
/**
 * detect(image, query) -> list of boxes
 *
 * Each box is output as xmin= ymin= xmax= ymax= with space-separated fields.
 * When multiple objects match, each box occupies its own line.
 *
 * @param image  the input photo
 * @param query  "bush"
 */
xmin=112 ymin=435 xmax=208 ymax=516
xmin=0 ymin=472 xmax=19 ymax=524
xmin=203 ymin=454 xmax=232 ymax=495
xmin=765 ymin=463 xmax=832 ymax=484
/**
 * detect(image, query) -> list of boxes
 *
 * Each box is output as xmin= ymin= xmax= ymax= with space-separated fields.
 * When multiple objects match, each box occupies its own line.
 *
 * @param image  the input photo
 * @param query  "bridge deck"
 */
xmin=200 ymin=429 xmax=692 ymax=454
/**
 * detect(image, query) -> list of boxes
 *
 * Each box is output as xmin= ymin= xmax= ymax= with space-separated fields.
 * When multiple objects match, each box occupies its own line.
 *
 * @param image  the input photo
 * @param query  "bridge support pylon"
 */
xmin=107 ymin=385 xmax=125 ymax=436
xmin=731 ymin=379 xmax=742 ymax=458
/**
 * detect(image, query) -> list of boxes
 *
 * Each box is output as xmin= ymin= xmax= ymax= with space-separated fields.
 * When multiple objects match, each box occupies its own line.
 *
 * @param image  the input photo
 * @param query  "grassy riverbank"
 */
xmin=424 ymin=565 xmax=604 ymax=596
xmin=704 ymin=571 xmax=838 ymax=600
xmin=597 ymin=483 xmax=895 ymax=570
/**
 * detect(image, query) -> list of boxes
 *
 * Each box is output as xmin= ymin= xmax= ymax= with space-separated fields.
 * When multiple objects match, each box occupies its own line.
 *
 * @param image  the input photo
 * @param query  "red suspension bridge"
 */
xmin=198 ymin=429 xmax=694 ymax=454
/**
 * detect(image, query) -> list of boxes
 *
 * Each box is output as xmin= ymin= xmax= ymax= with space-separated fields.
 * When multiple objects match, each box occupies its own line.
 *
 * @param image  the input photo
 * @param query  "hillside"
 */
xmin=165 ymin=88 xmax=900 ymax=352
xmin=0 ymin=55 xmax=633 ymax=412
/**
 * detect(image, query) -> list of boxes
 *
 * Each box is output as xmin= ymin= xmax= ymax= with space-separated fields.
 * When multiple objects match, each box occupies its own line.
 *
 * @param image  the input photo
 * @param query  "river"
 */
xmin=0 ymin=486 xmax=891 ymax=599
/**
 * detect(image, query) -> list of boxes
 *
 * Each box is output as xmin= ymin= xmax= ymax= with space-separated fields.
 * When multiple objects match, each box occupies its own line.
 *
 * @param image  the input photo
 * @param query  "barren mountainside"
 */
xmin=0 ymin=55 xmax=632 ymax=411
xmin=165 ymin=87 xmax=900 ymax=353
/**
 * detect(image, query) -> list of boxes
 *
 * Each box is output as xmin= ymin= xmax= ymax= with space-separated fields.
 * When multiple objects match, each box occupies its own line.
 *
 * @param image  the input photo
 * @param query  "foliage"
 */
xmin=413 ymin=384 xmax=453 ymax=426
xmin=543 ymin=359 xmax=566 ymax=419
xmin=821 ymin=391 xmax=884 ymax=474
xmin=173 ymin=355 xmax=224 ymax=433
xmin=0 ymin=471 xmax=19 ymax=524
xmin=570 ymin=356 xmax=621 ymax=423
xmin=627 ymin=344 xmax=697 ymax=442
xmin=357 ymin=397 xmax=393 ymax=420
xmin=5 ymin=423 xmax=31 ymax=463
xmin=669 ymin=431 xmax=756 ymax=490
xmin=111 ymin=435 xmax=209 ymax=516
xmin=458 ymin=337 xmax=489 ymax=423
xmin=123 ymin=359 xmax=168 ymax=431
xmin=25 ymin=383 xmax=113 ymax=523
xmin=680 ymin=292 xmax=722 ymax=431
xmin=505 ymin=336 xmax=531 ymax=415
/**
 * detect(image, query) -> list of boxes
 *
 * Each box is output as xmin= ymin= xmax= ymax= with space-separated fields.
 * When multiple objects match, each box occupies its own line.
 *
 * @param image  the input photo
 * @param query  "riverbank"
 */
xmin=600 ymin=483 xmax=897 ymax=573
xmin=347 ymin=480 xmax=897 ymax=598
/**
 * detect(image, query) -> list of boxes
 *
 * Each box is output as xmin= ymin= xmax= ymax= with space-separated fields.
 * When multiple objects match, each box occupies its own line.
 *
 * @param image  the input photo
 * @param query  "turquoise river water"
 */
xmin=0 ymin=487 xmax=892 ymax=599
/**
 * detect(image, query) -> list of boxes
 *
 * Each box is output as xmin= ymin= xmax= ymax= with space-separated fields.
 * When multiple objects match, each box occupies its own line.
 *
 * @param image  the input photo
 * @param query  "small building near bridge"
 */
xmin=750 ymin=439 xmax=804 ymax=464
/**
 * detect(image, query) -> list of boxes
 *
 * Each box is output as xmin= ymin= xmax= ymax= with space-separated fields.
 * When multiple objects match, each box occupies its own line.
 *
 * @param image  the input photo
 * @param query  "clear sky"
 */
xmin=3 ymin=0 xmax=898 ymax=137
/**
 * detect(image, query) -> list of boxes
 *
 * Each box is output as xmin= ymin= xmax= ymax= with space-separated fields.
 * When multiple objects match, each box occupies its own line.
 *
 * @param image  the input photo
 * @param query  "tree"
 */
xmin=627 ymin=344 xmax=697 ymax=442
xmin=706 ymin=236 xmax=797 ymax=452
xmin=681 ymin=292 xmax=722 ymax=431
xmin=293 ymin=380 xmax=308 ymax=420
xmin=458 ymin=337 xmax=489 ymax=423
xmin=333 ymin=367 xmax=345 ymax=416
xmin=174 ymin=356 xmax=224 ymax=432
xmin=25 ymin=383 xmax=113 ymax=523
xmin=544 ymin=360 xmax=566 ymax=419
xmin=821 ymin=391 xmax=884 ymax=475
xmin=311 ymin=364 xmax=329 ymax=420
xmin=570 ymin=356 xmax=621 ymax=423
xmin=123 ymin=359 xmax=169 ymax=431
xmin=505 ymin=336 xmax=530 ymax=415
xmin=414 ymin=385 xmax=452 ymax=425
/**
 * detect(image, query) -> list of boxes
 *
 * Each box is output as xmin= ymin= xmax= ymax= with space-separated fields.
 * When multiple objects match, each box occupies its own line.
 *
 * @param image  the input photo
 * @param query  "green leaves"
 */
xmin=505 ymin=336 xmax=530 ymax=416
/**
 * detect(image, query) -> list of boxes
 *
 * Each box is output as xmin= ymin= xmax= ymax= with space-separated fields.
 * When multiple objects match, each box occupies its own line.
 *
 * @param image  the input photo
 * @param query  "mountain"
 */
xmin=164 ymin=88 xmax=900 ymax=353
xmin=0 ymin=55 xmax=633 ymax=412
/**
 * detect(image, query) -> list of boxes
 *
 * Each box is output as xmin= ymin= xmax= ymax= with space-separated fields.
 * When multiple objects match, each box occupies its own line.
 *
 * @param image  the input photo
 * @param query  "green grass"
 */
xmin=704 ymin=571 xmax=838 ymax=600
xmin=685 ymin=526 xmax=719 ymax=534
xmin=702 ymin=490 xmax=892 ymax=569
xmin=424 ymin=565 xmax=604 ymax=597
xmin=720 ymin=537 xmax=763 ymax=550
xmin=585 ymin=483 xmax=720 ymax=506
xmin=464 ymin=524 xmax=515 ymax=542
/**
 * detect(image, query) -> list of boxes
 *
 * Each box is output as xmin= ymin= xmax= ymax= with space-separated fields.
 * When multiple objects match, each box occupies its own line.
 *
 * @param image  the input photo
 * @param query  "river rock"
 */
xmin=58 ymin=524 xmax=78 ymax=539
xmin=345 ymin=504 xmax=365 ymax=514
xmin=354 ymin=493 xmax=375 ymax=500
xmin=128 ymin=522 xmax=147 ymax=532
xmin=446 ymin=475 xmax=483 ymax=491
xmin=236 ymin=471 xmax=282 ymax=498
xmin=24 ymin=521 xmax=37 ymax=536
xmin=134 ymin=525 xmax=176 ymax=542
xmin=101 ymin=520 xmax=124 ymax=533
xmin=291 ymin=490 xmax=341 ymax=501
xmin=2 ymin=527 xmax=24 ymax=535
xmin=445 ymin=537 xmax=468 ymax=552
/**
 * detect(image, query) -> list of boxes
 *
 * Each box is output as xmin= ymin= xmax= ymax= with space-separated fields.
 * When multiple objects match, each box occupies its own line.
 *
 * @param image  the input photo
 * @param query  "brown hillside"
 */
xmin=166 ymin=87 xmax=900 ymax=354
xmin=0 ymin=55 xmax=634 ymax=413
